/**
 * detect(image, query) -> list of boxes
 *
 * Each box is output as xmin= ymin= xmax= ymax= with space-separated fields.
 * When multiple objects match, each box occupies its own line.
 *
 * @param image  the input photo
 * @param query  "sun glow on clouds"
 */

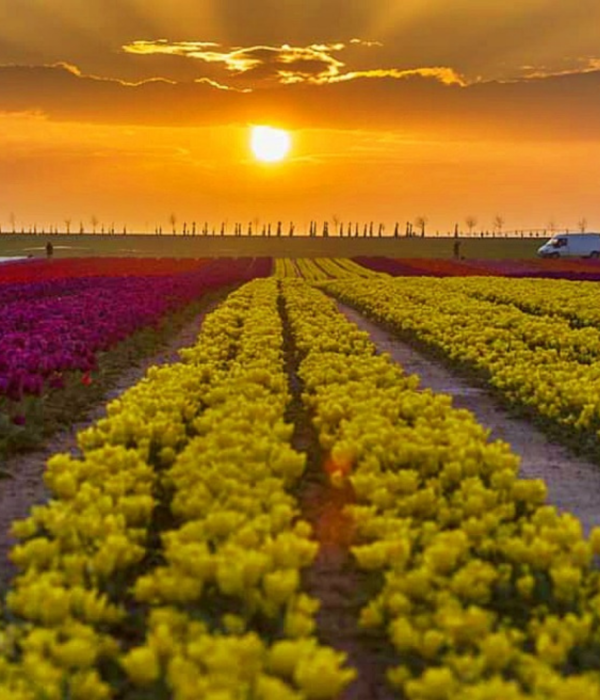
xmin=123 ymin=39 xmax=466 ymax=87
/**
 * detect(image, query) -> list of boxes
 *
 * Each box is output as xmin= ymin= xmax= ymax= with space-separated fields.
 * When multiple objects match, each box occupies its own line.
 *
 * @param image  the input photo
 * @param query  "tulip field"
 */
xmin=2 ymin=255 xmax=600 ymax=699
xmin=0 ymin=258 xmax=269 ymax=454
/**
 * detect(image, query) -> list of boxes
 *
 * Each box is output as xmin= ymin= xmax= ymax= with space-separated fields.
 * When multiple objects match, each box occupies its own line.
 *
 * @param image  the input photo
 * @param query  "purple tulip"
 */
xmin=0 ymin=258 xmax=270 ymax=404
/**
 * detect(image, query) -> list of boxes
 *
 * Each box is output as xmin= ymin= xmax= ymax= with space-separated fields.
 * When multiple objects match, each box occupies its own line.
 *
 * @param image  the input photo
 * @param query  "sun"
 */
xmin=250 ymin=125 xmax=291 ymax=163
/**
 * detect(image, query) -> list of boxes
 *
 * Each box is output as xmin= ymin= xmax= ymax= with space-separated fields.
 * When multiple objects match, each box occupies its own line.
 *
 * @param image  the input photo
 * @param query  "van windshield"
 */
xmin=550 ymin=238 xmax=567 ymax=248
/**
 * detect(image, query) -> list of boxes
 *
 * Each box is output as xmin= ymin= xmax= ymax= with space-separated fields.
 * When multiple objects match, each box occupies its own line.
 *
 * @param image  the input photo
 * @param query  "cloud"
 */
xmin=1 ymin=61 xmax=600 ymax=141
xmin=124 ymin=40 xmax=350 ymax=86
xmin=349 ymin=38 xmax=383 ymax=47
xmin=3 ymin=0 xmax=600 ymax=88
xmin=330 ymin=67 xmax=465 ymax=86
xmin=122 ymin=39 xmax=465 ymax=88
xmin=194 ymin=77 xmax=252 ymax=93
xmin=516 ymin=56 xmax=600 ymax=81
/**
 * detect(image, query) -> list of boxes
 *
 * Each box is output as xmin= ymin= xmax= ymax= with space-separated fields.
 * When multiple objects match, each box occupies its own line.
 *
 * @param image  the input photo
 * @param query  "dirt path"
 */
xmin=0 ymin=301 xmax=221 ymax=590
xmin=339 ymin=303 xmax=600 ymax=538
xmin=279 ymin=289 xmax=397 ymax=700
xmin=300 ymin=476 xmax=397 ymax=700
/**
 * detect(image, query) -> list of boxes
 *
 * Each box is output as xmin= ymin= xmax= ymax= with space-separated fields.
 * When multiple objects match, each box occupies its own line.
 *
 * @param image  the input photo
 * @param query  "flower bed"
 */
xmin=281 ymin=278 xmax=600 ymax=699
xmin=0 ymin=277 xmax=353 ymax=700
xmin=5 ymin=271 xmax=600 ymax=698
xmin=324 ymin=275 xmax=600 ymax=454
xmin=354 ymin=256 xmax=600 ymax=281
xmin=0 ymin=258 xmax=270 ymax=453
xmin=274 ymin=258 xmax=382 ymax=281
xmin=447 ymin=276 xmax=600 ymax=329
xmin=0 ymin=257 xmax=216 ymax=285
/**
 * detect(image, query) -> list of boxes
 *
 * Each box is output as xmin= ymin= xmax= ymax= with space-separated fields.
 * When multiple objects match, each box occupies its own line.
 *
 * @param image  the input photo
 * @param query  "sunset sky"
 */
xmin=1 ymin=1 xmax=600 ymax=234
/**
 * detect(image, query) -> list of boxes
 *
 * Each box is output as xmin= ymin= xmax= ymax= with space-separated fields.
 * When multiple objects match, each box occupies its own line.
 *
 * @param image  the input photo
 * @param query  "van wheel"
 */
xmin=590 ymin=251 xmax=600 ymax=259
xmin=549 ymin=252 xmax=560 ymax=259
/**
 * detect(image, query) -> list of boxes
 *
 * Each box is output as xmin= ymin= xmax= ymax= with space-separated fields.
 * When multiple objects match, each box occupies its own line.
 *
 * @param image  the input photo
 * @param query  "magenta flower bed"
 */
xmin=352 ymin=257 xmax=426 ymax=276
xmin=354 ymin=256 xmax=600 ymax=280
xmin=0 ymin=257 xmax=270 ymax=404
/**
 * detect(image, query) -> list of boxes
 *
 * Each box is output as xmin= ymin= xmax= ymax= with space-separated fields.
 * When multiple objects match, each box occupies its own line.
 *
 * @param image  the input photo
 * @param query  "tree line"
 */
xmin=0 ymin=213 xmax=593 ymax=237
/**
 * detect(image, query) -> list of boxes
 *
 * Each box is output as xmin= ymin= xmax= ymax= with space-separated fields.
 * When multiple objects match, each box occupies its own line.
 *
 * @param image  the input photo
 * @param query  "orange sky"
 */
xmin=1 ymin=1 xmax=600 ymax=234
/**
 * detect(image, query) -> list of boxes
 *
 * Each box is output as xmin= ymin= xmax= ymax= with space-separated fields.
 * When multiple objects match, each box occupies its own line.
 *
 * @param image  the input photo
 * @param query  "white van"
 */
xmin=537 ymin=233 xmax=600 ymax=259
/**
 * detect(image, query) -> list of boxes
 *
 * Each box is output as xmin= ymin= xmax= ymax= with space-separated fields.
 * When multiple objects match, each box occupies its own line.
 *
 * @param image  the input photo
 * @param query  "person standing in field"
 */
xmin=46 ymin=241 xmax=54 ymax=259
xmin=453 ymin=238 xmax=461 ymax=260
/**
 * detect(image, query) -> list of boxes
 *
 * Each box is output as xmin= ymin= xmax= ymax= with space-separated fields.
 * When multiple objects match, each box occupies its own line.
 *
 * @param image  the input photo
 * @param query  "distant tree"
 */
xmin=547 ymin=219 xmax=557 ymax=235
xmin=169 ymin=213 xmax=177 ymax=235
xmin=578 ymin=217 xmax=588 ymax=233
xmin=465 ymin=215 xmax=477 ymax=237
xmin=414 ymin=216 xmax=428 ymax=237
xmin=91 ymin=215 xmax=99 ymax=234
xmin=9 ymin=212 xmax=16 ymax=234
xmin=493 ymin=214 xmax=504 ymax=237
xmin=79 ymin=222 xmax=84 ymax=234
xmin=332 ymin=214 xmax=340 ymax=236
xmin=289 ymin=222 xmax=295 ymax=237
xmin=64 ymin=218 xmax=72 ymax=234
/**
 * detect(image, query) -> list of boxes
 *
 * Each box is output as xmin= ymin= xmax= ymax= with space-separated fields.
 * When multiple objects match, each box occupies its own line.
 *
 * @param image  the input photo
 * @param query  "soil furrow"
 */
xmin=279 ymin=287 xmax=397 ymax=700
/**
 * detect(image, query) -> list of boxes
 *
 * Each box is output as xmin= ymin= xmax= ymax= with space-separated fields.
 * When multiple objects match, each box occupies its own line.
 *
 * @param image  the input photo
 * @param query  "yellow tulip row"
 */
xmin=293 ymin=259 xmax=329 ymax=282
xmin=273 ymin=258 xmax=299 ymax=278
xmin=324 ymin=276 xmax=600 ymax=440
xmin=273 ymin=258 xmax=383 ymax=281
xmin=313 ymin=258 xmax=382 ymax=279
xmin=0 ymin=279 xmax=354 ymax=700
xmin=280 ymin=278 xmax=600 ymax=699
xmin=451 ymin=276 xmax=600 ymax=329
xmin=0 ymin=281 xmax=258 ymax=699
xmin=435 ymin=277 xmax=600 ymax=361
xmin=120 ymin=278 xmax=354 ymax=700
